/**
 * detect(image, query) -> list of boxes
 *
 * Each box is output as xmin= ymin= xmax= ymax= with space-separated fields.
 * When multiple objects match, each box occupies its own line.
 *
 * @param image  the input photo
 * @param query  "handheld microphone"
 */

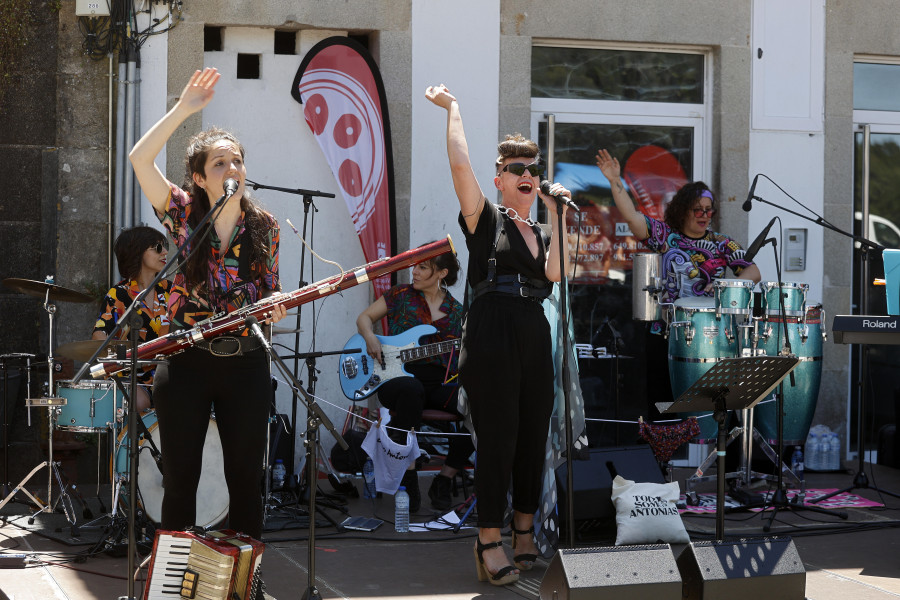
xmin=742 ymin=174 xmax=759 ymax=212
xmin=540 ymin=180 xmax=579 ymax=211
xmin=224 ymin=178 xmax=239 ymax=197
xmin=744 ymin=216 xmax=777 ymax=262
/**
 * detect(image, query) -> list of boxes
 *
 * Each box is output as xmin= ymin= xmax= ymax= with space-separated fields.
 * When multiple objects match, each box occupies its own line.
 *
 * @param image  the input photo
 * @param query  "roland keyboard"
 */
xmin=832 ymin=315 xmax=900 ymax=345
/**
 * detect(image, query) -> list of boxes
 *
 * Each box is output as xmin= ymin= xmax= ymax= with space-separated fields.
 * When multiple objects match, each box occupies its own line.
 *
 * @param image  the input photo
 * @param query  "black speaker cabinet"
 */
xmin=555 ymin=445 xmax=663 ymax=523
xmin=540 ymin=544 xmax=682 ymax=600
xmin=676 ymin=537 xmax=806 ymax=599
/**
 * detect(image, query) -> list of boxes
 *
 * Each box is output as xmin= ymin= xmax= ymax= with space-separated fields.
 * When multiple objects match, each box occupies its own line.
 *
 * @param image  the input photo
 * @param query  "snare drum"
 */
xmin=755 ymin=304 xmax=825 ymax=445
xmin=112 ymin=410 xmax=229 ymax=528
xmin=57 ymin=380 xmax=119 ymax=432
xmin=667 ymin=297 xmax=738 ymax=440
xmin=760 ymin=281 xmax=809 ymax=317
xmin=713 ymin=279 xmax=756 ymax=315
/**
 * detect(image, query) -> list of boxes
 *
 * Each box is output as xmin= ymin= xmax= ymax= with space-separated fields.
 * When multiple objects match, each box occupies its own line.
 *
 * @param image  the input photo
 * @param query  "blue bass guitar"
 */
xmin=338 ymin=324 xmax=460 ymax=400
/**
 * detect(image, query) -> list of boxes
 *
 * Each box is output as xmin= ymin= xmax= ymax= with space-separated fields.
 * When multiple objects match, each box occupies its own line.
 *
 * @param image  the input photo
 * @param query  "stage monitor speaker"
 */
xmin=555 ymin=445 xmax=663 ymax=523
xmin=676 ymin=537 xmax=806 ymax=599
xmin=540 ymin=544 xmax=682 ymax=600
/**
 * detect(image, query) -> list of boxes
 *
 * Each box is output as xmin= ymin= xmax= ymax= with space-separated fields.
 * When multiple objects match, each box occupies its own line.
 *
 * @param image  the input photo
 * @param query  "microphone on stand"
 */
xmin=744 ymin=217 xmax=777 ymax=262
xmin=743 ymin=174 xmax=759 ymax=212
xmin=224 ymin=178 xmax=239 ymax=198
xmin=540 ymin=180 xmax=579 ymax=211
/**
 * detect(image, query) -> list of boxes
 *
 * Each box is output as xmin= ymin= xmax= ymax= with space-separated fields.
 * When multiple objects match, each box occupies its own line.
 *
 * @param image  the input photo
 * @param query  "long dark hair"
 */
xmin=114 ymin=226 xmax=166 ymax=280
xmin=181 ymin=127 xmax=270 ymax=290
xmin=664 ymin=181 xmax=714 ymax=232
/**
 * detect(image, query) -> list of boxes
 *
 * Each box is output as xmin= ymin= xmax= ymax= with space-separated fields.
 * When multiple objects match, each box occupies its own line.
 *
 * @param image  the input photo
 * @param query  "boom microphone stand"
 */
xmin=244 ymin=316 xmax=347 ymax=600
xmin=745 ymin=174 xmax=897 ymax=503
xmin=246 ymin=179 xmax=335 ymax=492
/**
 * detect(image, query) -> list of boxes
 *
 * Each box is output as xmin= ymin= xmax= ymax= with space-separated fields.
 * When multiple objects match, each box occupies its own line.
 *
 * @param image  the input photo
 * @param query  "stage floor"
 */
xmin=1 ymin=461 xmax=899 ymax=600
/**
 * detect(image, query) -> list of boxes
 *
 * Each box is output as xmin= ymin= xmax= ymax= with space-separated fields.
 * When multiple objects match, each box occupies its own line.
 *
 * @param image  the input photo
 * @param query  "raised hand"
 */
xmin=178 ymin=68 xmax=221 ymax=115
xmin=425 ymin=84 xmax=458 ymax=110
xmin=595 ymin=149 xmax=621 ymax=182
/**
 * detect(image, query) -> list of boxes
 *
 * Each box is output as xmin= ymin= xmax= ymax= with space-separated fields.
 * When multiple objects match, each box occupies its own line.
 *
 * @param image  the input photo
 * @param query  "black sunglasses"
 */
xmin=501 ymin=162 xmax=545 ymax=177
xmin=149 ymin=242 xmax=165 ymax=253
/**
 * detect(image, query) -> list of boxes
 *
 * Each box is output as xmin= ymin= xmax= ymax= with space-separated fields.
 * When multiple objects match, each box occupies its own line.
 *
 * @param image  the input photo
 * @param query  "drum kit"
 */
xmin=634 ymin=255 xmax=826 ymax=488
xmin=0 ymin=276 xmax=230 ymax=535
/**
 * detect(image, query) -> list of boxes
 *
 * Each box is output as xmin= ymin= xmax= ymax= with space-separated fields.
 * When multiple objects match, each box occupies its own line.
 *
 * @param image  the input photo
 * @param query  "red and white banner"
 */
xmin=292 ymin=37 xmax=397 ymax=297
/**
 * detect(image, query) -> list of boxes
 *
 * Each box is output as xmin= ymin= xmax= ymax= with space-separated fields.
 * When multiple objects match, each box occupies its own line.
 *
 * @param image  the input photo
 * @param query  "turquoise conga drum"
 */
xmin=667 ymin=296 xmax=738 ymax=441
xmin=755 ymin=303 xmax=824 ymax=446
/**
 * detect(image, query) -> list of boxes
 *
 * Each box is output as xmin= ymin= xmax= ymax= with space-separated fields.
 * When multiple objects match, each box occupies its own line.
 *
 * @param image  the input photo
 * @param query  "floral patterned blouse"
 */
xmin=93 ymin=278 xmax=172 ymax=384
xmin=383 ymin=284 xmax=462 ymax=372
xmin=156 ymin=184 xmax=280 ymax=331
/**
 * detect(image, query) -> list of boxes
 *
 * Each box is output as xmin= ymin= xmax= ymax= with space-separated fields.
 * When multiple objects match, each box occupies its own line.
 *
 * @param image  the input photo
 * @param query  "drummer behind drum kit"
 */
xmin=0 ymin=276 xmax=232 ymax=538
xmin=633 ymin=254 xmax=825 ymax=482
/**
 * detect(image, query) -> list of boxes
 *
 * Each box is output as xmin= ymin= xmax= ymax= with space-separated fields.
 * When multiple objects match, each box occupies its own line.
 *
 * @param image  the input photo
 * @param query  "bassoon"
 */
xmin=91 ymin=236 xmax=455 ymax=379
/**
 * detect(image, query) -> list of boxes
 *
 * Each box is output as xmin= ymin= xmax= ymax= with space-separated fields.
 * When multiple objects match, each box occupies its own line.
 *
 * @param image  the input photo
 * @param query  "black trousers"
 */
xmin=376 ymin=363 xmax=474 ymax=470
xmin=152 ymin=346 xmax=270 ymax=539
xmin=459 ymin=295 xmax=555 ymax=528
xmin=644 ymin=327 xmax=673 ymax=420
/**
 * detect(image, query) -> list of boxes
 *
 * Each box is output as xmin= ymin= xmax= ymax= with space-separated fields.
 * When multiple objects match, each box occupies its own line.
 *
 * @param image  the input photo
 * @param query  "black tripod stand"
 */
xmin=812 ymin=244 xmax=900 ymax=504
xmin=245 ymin=316 xmax=348 ymax=600
xmin=658 ymin=355 xmax=798 ymax=539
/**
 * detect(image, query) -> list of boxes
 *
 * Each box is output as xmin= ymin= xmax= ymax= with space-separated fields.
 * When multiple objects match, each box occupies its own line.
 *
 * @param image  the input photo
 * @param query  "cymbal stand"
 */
xmin=0 ymin=285 xmax=76 ymax=527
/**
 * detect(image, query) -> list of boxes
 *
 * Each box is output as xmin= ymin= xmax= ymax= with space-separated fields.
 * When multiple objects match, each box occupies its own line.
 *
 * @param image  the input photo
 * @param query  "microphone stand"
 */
xmin=69 ymin=187 xmax=235 ymax=600
xmin=246 ymin=179 xmax=336 ymax=494
xmin=244 ymin=320 xmax=347 ymax=600
xmin=551 ymin=199 xmax=576 ymax=548
xmin=756 ymin=237 xmax=845 ymax=529
xmin=746 ymin=192 xmax=897 ymax=504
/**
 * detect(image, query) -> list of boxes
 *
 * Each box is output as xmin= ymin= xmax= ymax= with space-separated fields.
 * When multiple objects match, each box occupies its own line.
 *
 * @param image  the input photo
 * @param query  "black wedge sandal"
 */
xmin=473 ymin=538 xmax=519 ymax=586
xmin=511 ymin=526 xmax=537 ymax=571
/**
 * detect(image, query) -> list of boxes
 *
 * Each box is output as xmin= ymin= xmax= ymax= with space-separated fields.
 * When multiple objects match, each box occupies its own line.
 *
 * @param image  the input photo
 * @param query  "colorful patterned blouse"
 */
xmin=93 ymin=278 xmax=172 ymax=384
xmin=156 ymin=184 xmax=280 ymax=331
xmin=642 ymin=214 xmax=753 ymax=314
xmin=383 ymin=284 xmax=462 ymax=372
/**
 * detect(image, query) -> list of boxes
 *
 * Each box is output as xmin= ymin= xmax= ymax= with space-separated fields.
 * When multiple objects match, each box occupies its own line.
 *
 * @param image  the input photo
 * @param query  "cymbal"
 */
xmin=3 ymin=278 xmax=93 ymax=303
xmin=56 ymin=339 xmax=129 ymax=362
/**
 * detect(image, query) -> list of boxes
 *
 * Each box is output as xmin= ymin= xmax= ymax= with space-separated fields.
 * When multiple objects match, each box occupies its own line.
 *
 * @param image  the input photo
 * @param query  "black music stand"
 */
xmin=656 ymin=355 xmax=798 ymax=540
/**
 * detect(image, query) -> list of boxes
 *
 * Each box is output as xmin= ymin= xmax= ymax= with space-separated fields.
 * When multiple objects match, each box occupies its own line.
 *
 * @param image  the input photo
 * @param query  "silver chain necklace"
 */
xmin=498 ymin=204 xmax=537 ymax=227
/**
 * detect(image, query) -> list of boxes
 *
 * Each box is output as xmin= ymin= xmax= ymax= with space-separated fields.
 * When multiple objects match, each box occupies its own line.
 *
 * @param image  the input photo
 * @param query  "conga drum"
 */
xmin=667 ymin=296 xmax=738 ymax=441
xmin=755 ymin=303 xmax=824 ymax=446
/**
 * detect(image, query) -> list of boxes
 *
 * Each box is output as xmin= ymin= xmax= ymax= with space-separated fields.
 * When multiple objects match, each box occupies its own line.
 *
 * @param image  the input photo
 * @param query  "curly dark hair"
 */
xmin=430 ymin=251 xmax=462 ymax=288
xmin=495 ymin=134 xmax=540 ymax=173
xmin=181 ymin=127 xmax=271 ymax=290
xmin=664 ymin=181 xmax=715 ymax=232
xmin=114 ymin=226 xmax=167 ymax=281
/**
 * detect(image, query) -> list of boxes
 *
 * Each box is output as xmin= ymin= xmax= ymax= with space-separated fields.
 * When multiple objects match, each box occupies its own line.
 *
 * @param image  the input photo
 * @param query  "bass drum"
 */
xmin=112 ymin=410 xmax=229 ymax=529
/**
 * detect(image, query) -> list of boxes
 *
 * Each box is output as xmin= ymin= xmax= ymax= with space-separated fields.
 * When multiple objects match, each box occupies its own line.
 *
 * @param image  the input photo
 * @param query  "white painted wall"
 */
xmin=410 ymin=0 xmax=501 ymax=301
xmin=749 ymin=0 xmax=826 ymax=303
xmin=136 ymin=7 xmax=169 ymax=230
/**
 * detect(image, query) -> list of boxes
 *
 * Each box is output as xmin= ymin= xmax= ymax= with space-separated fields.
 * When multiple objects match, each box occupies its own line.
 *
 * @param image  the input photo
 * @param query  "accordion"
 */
xmin=145 ymin=529 xmax=264 ymax=600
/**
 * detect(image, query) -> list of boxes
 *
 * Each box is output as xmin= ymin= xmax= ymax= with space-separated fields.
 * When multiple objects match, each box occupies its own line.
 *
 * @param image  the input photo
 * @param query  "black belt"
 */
xmin=193 ymin=335 xmax=262 ymax=357
xmin=470 ymin=274 xmax=552 ymax=304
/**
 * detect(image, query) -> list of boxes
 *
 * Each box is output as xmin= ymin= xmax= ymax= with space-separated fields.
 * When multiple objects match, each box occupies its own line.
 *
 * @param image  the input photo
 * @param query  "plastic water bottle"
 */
xmin=394 ymin=486 xmax=410 ymax=532
xmin=828 ymin=432 xmax=841 ymax=470
xmin=791 ymin=446 xmax=804 ymax=481
xmin=805 ymin=433 xmax=819 ymax=472
xmin=272 ymin=459 xmax=286 ymax=491
xmin=362 ymin=457 xmax=376 ymax=499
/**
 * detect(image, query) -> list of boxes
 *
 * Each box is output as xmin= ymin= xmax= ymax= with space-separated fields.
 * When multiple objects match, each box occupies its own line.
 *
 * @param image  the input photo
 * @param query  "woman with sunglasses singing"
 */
xmin=426 ymin=84 xmax=572 ymax=586
xmin=92 ymin=226 xmax=172 ymax=412
xmin=129 ymin=67 xmax=286 ymax=544
xmin=596 ymin=149 xmax=760 ymax=413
